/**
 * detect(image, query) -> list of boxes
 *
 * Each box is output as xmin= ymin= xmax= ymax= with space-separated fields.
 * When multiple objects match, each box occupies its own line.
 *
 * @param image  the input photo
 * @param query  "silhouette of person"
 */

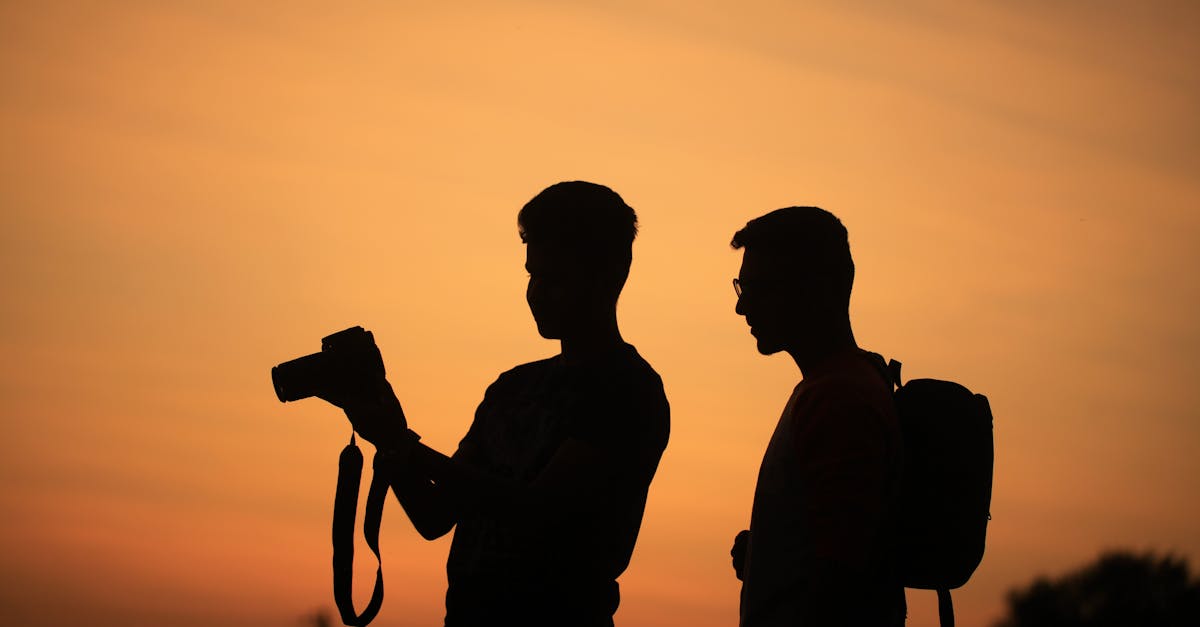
xmin=323 ymin=181 xmax=670 ymax=627
xmin=729 ymin=207 xmax=904 ymax=626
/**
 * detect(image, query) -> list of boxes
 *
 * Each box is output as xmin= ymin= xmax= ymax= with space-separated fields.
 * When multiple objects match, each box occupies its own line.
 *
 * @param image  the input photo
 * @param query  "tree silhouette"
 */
xmin=993 ymin=550 xmax=1200 ymax=627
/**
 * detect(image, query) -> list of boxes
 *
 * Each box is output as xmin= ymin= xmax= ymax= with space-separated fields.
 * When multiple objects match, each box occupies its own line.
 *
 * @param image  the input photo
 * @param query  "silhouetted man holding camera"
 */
xmin=729 ymin=207 xmax=904 ymax=626
xmin=323 ymin=181 xmax=670 ymax=627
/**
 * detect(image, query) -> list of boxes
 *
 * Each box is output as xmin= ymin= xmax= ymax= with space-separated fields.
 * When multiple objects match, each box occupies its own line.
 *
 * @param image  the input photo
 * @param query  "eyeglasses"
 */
xmin=735 ymin=278 xmax=781 ymax=298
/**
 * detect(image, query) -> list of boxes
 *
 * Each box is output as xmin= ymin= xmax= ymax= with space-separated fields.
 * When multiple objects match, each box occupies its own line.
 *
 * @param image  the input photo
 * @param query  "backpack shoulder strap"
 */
xmin=887 ymin=358 xmax=903 ymax=389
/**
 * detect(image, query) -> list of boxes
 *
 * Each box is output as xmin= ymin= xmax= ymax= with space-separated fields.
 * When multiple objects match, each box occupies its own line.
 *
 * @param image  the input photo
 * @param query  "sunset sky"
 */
xmin=2 ymin=1 xmax=1198 ymax=626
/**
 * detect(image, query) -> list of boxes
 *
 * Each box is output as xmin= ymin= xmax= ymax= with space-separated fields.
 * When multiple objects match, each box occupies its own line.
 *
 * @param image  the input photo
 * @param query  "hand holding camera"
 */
xmin=273 ymin=326 xmax=419 ymax=626
xmin=273 ymin=326 xmax=415 ymax=454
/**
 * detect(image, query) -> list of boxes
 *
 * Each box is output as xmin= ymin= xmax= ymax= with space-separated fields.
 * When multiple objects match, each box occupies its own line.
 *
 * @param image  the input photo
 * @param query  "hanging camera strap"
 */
xmin=332 ymin=434 xmax=389 ymax=626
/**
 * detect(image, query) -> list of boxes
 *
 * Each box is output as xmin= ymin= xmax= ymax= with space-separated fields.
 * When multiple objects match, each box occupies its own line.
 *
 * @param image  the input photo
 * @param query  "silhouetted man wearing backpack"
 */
xmin=729 ymin=207 xmax=905 ymax=626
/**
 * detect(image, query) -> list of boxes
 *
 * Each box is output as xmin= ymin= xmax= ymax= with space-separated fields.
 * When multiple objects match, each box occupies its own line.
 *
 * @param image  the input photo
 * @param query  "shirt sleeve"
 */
xmin=565 ymin=371 xmax=669 ymax=458
xmin=453 ymin=375 xmax=505 ymax=465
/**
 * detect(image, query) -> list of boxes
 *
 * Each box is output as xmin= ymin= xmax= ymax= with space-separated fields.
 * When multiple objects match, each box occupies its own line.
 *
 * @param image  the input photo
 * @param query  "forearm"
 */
xmin=336 ymin=378 xmax=529 ymax=536
xmin=359 ymin=422 xmax=458 ymax=540
xmin=402 ymin=436 xmax=613 ymax=526
xmin=409 ymin=443 xmax=526 ymax=517
xmin=387 ymin=459 xmax=457 ymax=540
xmin=378 ymin=436 xmax=529 ymax=540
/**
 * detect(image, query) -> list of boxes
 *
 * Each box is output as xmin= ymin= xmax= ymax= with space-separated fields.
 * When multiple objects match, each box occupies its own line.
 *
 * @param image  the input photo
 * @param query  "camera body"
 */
xmin=272 ymin=326 xmax=385 ymax=403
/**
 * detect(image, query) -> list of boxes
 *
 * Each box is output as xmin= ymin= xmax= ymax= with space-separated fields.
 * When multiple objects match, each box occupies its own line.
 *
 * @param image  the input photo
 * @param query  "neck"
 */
xmin=787 ymin=321 xmax=857 ymax=378
xmin=560 ymin=312 xmax=623 ymax=364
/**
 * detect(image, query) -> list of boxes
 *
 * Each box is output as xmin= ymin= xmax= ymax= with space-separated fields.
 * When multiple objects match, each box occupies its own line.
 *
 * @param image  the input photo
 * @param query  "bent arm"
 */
xmin=348 ymin=372 xmax=665 ymax=542
xmin=404 ymin=435 xmax=631 ymax=524
xmin=372 ymin=421 xmax=634 ymax=541
xmin=386 ymin=451 xmax=458 ymax=540
xmin=331 ymin=385 xmax=459 ymax=541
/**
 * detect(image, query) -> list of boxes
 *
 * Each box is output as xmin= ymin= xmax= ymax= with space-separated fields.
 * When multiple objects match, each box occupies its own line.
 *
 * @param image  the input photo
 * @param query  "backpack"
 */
xmin=887 ymin=359 xmax=994 ymax=627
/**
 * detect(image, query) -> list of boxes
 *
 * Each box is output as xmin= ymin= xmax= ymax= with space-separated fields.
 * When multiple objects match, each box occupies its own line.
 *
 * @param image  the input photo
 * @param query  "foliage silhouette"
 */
xmin=993 ymin=550 xmax=1200 ymax=627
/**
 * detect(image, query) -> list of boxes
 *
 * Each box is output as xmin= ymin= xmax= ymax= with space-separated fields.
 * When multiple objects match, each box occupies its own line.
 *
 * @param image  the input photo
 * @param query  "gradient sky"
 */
xmin=2 ymin=1 xmax=1198 ymax=626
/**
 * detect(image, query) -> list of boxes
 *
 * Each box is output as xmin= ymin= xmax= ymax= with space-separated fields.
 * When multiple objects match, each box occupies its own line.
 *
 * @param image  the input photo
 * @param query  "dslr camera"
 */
xmin=272 ymin=326 xmax=385 ymax=403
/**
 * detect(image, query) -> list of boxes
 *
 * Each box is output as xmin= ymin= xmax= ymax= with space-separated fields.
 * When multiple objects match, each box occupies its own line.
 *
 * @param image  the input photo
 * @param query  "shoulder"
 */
xmin=572 ymin=344 xmax=670 ymax=449
xmin=795 ymin=351 xmax=897 ymax=432
xmin=460 ymin=356 xmax=559 ymax=453
xmin=606 ymin=345 xmax=669 ymax=413
xmin=805 ymin=351 xmax=892 ymax=405
xmin=498 ymin=355 xmax=558 ymax=379
xmin=614 ymin=346 xmax=670 ymax=445
xmin=484 ymin=356 xmax=558 ymax=396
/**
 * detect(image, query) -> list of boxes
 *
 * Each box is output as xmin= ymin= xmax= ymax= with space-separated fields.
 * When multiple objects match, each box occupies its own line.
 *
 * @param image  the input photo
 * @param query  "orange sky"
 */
xmin=2 ymin=2 xmax=1198 ymax=626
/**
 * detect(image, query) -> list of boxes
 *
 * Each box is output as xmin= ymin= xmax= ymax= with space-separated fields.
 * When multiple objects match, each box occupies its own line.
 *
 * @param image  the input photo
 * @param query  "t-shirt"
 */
xmin=445 ymin=343 xmax=670 ymax=627
xmin=740 ymin=349 xmax=904 ymax=627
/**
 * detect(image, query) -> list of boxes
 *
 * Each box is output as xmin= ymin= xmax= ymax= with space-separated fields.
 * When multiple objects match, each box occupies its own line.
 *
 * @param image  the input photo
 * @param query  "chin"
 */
xmin=744 ymin=324 xmax=782 ymax=353
xmin=757 ymin=340 xmax=785 ymax=355
xmin=534 ymin=321 xmax=562 ymax=340
xmin=752 ymin=331 xmax=785 ymax=355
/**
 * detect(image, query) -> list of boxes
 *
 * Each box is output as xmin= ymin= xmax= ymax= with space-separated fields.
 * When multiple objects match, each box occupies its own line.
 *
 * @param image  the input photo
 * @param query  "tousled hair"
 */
xmin=731 ymin=206 xmax=855 ymax=304
xmin=518 ymin=181 xmax=638 ymax=274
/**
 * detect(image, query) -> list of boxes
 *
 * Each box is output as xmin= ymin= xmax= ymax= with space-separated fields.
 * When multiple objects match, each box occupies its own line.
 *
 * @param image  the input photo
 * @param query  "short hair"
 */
xmin=731 ymin=206 xmax=855 ymax=303
xmin=518 ymin=181 xmax=638 ymax=273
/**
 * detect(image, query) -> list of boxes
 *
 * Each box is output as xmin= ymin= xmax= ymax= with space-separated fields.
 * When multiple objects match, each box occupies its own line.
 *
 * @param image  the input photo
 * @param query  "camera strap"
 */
xmin=332 ymin=434 xmax=388 ymax=626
